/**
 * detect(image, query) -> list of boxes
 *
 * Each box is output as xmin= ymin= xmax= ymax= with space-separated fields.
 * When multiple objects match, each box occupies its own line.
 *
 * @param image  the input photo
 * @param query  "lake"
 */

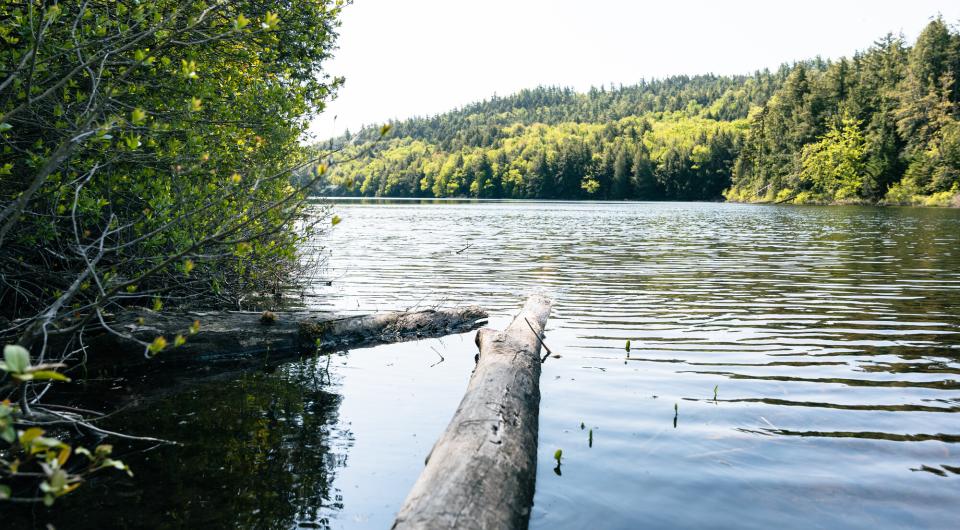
xmin=14 ymin=200 xmax=960 ymax=529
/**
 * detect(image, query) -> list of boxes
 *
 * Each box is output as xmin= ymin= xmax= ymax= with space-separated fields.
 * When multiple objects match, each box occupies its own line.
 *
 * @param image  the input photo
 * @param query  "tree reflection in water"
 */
xmin=9 ymin=357 xmax=349 ymax=529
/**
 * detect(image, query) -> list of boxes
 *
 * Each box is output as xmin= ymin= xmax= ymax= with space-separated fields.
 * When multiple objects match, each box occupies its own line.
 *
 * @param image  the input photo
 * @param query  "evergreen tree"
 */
xmin=611 ymin=147 xmax=633 ymax=199
xmin=632 ymin=145 xmax=659 ymax=199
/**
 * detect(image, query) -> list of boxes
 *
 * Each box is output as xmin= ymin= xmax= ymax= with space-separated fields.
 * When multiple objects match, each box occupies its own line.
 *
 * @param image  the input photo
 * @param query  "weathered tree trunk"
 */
xmin=78 ymin=306 xmax=488 ymax=371
xmin=392 ymin=295 xmax=552 ymax=530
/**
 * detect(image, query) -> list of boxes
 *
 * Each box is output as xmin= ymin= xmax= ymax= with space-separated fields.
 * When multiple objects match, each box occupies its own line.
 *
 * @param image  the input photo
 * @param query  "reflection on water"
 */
xmin=9 ymin=361 xmax=349 ymax=529
xmin=9 ymin=200 xmax=960 ymax=529
xmin=306 ymin=200 xmax=960 ymax=529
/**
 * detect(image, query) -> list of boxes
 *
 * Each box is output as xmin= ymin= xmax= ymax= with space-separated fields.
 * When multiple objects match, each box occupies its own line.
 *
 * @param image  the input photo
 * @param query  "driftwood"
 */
xmin=76 ymin=306 xmax=488 ymax=371
xmin=393 ymin=295 xmax=552 ymax=530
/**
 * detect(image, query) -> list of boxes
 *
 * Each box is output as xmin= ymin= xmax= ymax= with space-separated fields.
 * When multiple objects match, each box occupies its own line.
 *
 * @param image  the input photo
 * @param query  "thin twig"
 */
xmin=429 ymin=345 xmax=445 ymax=368
xmin=43 ymin=409 xmax=176 ymax=445
xmin=524 ymin=317 xmax=553 ymax=363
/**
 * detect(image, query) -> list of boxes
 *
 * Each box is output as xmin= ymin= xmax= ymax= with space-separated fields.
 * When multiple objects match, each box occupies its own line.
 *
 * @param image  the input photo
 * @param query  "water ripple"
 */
xmin=308 ymin=200 xmax=960 ymax=529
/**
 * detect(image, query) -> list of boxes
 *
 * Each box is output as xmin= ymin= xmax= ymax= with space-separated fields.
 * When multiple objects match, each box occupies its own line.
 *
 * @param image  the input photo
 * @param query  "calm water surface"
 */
xmin=16 ymin=201 xmax=960 ymax=529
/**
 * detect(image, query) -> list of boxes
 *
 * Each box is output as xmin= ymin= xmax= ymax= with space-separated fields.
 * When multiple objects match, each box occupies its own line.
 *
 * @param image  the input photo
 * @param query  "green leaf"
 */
xmin=1 ymin=426 xmax=14 ymax=444
xmin=28 ymin=370 xmax=71 ymax=383
xmin=147 ymin=336 xmax=168 ymax=356
xmin=0 ymin=123 xmax=12 ymax=133
xmin=57 ymin=444 xmax=72 ymax=466
xmin=19 ymin=427 xmax=45 ymax=445
xmin=330 ymin=215 xmax=341 ymax=226
xmin=124 ymin=134 xmax=141 ymax=150
xmin=553 ymin=448 xmax=562 ymax=462
xmin=262 ymin=12 xmax=280 ymax=30
xmin=49 ymin=469 xmax=68 ymax=491
xmin=45 ymin=4 xmax=62 ymax=21
xmin=37 ymin=436 xmax=67 ymax=450
xmin=0 ymin=484 xmax=10 ymax=500
xmin=104 ymin=458 xmax=132 ymax=476
xmin=3 ymin=345 xmax=30 ymax=374
xmin=131 ymin=108 xmax=147 ymax=125
xmin=180 ymin=59 xmax=198 ymax=79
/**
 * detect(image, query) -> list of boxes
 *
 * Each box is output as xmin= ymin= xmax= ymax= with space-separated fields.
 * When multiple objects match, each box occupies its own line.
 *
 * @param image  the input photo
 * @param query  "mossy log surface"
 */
xmin=392 ymin=295 xmax=552 ymax=530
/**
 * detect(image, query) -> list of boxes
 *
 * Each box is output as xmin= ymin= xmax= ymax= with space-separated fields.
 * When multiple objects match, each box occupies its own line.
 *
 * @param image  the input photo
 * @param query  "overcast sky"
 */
xmin=307 ymin=0 xmax=960 ymax=140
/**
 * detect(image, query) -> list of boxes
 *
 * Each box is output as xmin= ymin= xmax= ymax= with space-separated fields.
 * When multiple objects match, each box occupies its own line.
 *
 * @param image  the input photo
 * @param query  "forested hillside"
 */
xmin=319 ymin=18 xmax=960 ymax=205
xmin=317 ymin=73 xmax=786 ymax=200
xmin=729 ymin=21 xmax=960 ymax=205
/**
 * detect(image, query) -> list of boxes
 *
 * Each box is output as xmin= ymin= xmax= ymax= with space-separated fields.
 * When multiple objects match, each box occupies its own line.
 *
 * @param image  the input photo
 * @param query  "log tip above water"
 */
xmin=300 ymin=305 xmax=489 ymax=352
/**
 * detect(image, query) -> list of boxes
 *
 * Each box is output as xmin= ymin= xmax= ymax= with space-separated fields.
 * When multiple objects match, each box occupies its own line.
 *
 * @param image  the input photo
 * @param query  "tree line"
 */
xmin=320 ymin=17 xmax=960 ymax=206
xmin=729 ymin=19 xmax=960 ymax=205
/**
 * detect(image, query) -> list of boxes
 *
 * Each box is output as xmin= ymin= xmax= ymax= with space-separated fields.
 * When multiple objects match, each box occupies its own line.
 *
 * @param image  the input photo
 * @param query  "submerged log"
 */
xmin=392 ymin=294 xmax=552 ymax=530
xmin=79 ymin=306 xmax=488 ymax=371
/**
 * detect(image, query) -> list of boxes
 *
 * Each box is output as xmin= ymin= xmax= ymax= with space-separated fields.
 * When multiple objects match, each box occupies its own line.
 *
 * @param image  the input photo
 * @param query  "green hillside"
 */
xmin=318 ymin=18 xmax=960 ymax=206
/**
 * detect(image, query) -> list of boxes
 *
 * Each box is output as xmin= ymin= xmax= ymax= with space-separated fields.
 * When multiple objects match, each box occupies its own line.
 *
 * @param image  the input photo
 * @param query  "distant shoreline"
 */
xmin=312 ymin=196 xmax=960 ymax=208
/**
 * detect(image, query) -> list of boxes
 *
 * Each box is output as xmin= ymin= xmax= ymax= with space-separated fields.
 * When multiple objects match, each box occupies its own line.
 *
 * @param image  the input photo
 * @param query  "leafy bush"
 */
xmin=0 ymin=0 xmax=347 ymax=503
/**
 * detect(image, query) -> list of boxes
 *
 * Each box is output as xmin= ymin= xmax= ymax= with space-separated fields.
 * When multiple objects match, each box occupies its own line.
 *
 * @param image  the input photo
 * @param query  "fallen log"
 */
xmin=75 ymin=305 xmax=488 ymax=371
xmin=392 ymin=294 xmax=552 ymax=530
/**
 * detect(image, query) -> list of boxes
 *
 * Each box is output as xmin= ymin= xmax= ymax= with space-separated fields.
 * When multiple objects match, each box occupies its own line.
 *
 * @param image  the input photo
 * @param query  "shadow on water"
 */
xmin=911 ymin=464 xmax=960 ymax=477
xmin=8 ymin=358 xmax=348 ymax=529
xmin=685 ymin=396 xmax=960 ymax=413
xmin=678 ymin=370 xmax=960 ymax=390
xmin=736 ymin=427 xmax=960 ymax=443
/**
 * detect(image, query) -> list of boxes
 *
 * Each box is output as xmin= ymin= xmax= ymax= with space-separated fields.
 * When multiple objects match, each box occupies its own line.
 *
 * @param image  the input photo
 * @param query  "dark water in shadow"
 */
xmin=8 ymin=201 xmax=960 ymax=528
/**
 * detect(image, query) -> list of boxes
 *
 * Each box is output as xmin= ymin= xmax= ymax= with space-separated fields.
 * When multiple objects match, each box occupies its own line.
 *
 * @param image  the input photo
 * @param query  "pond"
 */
xmin=11 ymin=200 xmax=960 ymax=529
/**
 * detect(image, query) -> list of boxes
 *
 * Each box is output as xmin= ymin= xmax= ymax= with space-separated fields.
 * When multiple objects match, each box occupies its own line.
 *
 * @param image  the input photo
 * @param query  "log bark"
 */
xmin=392 ymin=295 xmax=552 ymax=530
xmin=77 ymin=306 xmax=488 ymax=371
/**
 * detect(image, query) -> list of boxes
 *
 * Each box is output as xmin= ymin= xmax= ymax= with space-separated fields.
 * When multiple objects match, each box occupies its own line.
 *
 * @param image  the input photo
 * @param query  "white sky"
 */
xmin=307 ymin=0 xmax=960 ymax=140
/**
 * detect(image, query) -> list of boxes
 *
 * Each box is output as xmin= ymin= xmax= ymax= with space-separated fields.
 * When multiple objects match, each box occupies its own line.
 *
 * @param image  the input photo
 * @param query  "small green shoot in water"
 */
xmin=554 ymin=449 xmax=563 ymax=463
xmin=625 ymin=339 xmax=631 ymax=352
xmin=588 ymin=428 xmax=593 ymax=448
xmin=714 ymin=384 xmax=719 ymax=401
xmin=673 ymin=403 xmax=678 ymax=428
xmin=580 ymin=421 xmax=585 ymax=430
